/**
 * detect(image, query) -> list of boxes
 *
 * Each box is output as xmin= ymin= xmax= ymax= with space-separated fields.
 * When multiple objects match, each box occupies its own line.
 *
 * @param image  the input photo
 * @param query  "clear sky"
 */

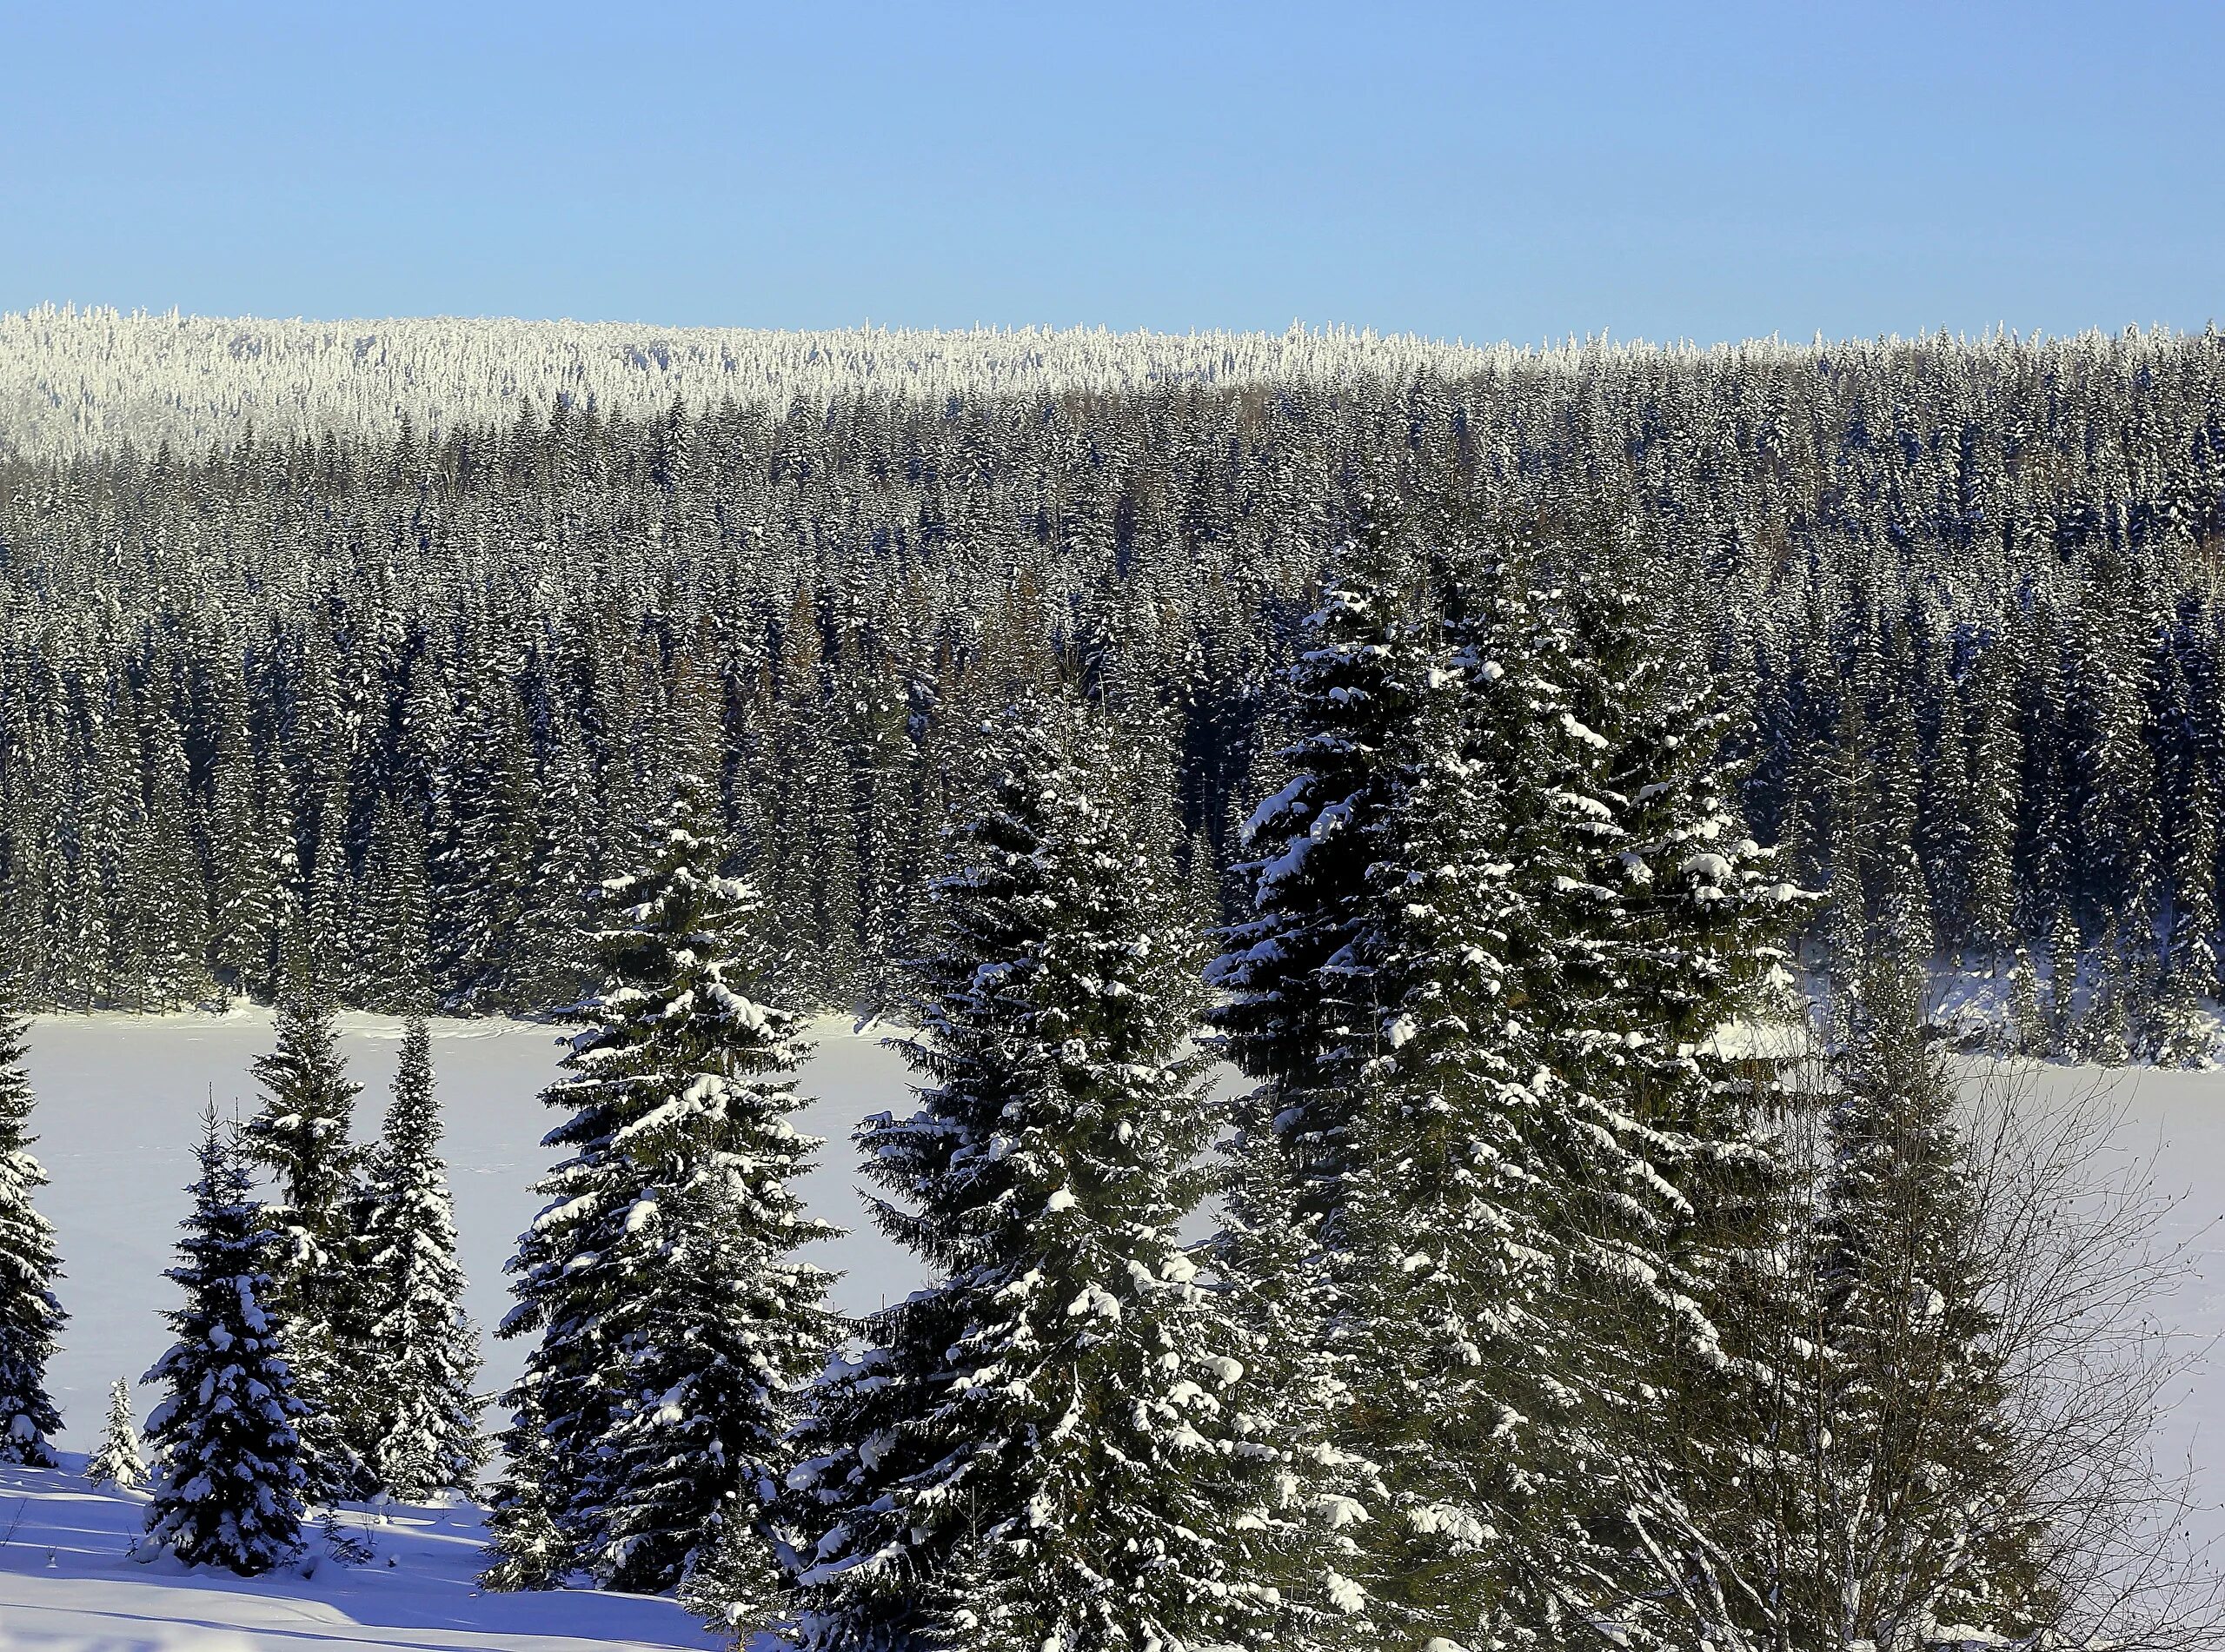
xmin=3 ymin=0 xmax=2218 ymax=345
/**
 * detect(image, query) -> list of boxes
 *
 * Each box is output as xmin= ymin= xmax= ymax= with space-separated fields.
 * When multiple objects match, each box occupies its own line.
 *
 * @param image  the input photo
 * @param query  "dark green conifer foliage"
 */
xmin=358 ymin=1016 xmax=484 ymax=1500
xmin=1804 ymin=949 xmax=2056 ymax=1644
xmin=242 ymin=991 xmax=371 ymax=1500
xmin=0 ymin=984 xmax=63 ymax=1464
xmin=793 ymin=699 xmax=1272 ymax=1652
xmin=143 ymin=1111 xmax=309 ymax=1576
xmin=1506 ymin=554 xmax=1812 ymax=1644
xmin=493 ymin=774 xmax=834 ymax=1597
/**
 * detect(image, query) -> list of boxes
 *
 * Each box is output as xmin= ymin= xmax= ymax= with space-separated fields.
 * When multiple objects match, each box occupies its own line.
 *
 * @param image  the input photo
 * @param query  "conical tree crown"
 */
xmin=0 ymin=983 xmax=63 ymax=1466
xmin=793 ymin=699 xmax=1272 ymax=1652
xmin=360 ymin=1016 xmax=483 ymax=1500
xmin=495 ymin=773 xmax=835 ymax=1597
xmin=143 ymin=1111 xmax=308 ymax=1576
xmin=86 ymin=1377 xmax=146 ymax=1489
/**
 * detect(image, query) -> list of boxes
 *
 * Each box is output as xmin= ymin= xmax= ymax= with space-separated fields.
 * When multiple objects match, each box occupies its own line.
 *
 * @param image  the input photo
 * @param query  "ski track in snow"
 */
xmin=1 ymin=1010 xmax=2221 ymax=1646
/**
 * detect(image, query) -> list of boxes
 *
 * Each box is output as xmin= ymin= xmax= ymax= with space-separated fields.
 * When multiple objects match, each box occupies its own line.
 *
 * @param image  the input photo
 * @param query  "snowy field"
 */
xmin=0 ymin=1010 xmax=927 ymax=1651
xmin=0 ymin=1011 xmax=2221 ymax=1648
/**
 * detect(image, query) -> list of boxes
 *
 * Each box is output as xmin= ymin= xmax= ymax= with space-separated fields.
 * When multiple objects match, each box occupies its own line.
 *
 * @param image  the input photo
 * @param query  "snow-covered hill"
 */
xmin=0 ymin=307 xmax=1503 ymax=458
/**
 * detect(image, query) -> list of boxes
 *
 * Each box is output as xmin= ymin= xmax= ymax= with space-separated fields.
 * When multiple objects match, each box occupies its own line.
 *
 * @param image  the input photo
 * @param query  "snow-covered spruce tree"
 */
xmin=241 ymin=989 xmax=372 ymax=1500
xmin=478 ymin=1385 xmax=568 ymax=1591
xmin=358 ymin=1016 xmax=483 ymax=1500
xmin=1777 ymin=945 xmax=2054 ymax=1645
xmin=610 ymin=1168 xmax=825 ymax=1622
xmin=352 ymin=792 xmax=433 ymax=1014
xmin=2008 ymin=945 xmax=2046 ymax=1056
xmin=1209 ymin=510 xmax=1433 ymax=1250
xmin=1202 ymin=514 xmax=1438 ymax=1630
xmin=2049 ymin=912 xmax=2084 ymax=1058
xmin=86 ymin=1377 xmax=146 ymax=1489
xmin=492 ymin=773 xmax=834 ymax=1600
xmin=142 ymin=1110 xmax=309 ymax=1576
xmin=1509 ymin=552 xmax=1812 ymax=1643
xmin=1310 ymin=543 xmax=1701 ymax=1648
xmin=2156 ymin=745 xmax=2218 ymax=1064
xmin=0 ymin=984 xmax=63 ymax=1463
xmin=791 ymin=698 xmax=1273 ymax=1652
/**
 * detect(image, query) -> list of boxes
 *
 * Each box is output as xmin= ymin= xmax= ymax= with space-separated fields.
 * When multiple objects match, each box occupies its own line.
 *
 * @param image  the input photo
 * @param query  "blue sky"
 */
xmin=3 ymin=1 xmax=2218 ymax=343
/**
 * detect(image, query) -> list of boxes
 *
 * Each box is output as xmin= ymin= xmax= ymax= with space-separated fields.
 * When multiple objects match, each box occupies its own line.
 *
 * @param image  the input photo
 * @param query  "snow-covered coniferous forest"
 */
xmin=0 ymin=311 xmax=2219 ymax=1650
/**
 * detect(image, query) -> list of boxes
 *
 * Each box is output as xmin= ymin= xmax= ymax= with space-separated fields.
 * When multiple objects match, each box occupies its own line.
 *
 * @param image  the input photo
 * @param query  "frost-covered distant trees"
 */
xmin=0 ymin=309 xmax=1491 ymax=459
xmin=491 ymin=776 xmax=834 ymax=1599
xmin=0 ymin=328 xmax=2220 ymax=1056
xmin=791 ymin=699 xmax=1273 ymax=1652
xmin=0 ymin=983 xmax=63 ymax=1465
xmin=86 ymin=1377 xmax=145 ymax=1490
xmin=357 ymin=1016 xmax=482 ymax=1501
xmin=143 ymin=1111 xmax=309 ymax=1576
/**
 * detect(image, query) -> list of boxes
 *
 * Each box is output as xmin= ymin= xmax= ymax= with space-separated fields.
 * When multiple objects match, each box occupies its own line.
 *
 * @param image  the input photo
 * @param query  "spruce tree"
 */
xmin=353 ymin=793 xmax=433 ymax=1013
xmin=792 ymin=700 xmax=1272 ymax=1652
xmin=478 ymin=1386 xmax=568 ymax=1591
xmin=2158 ymin=745 xmax=2219 ymax=1064
xmin=2049 ymin=912 xmax=2083 ymax=1058
xmin=493 ymin=773 xmax=835 ymax=1598
xmin=1799 ymin=946 xmax=2056 ymax=1644
xmin=0 ymin=985 xmax=63 ymax=1464
xmin=241 ymin=991 xmax=371 ymax=1499
xmin=592 ymin=1171 xmax=812 ymax=1606
xmin=1507 ymin=554 xmax=1810 ymax=1643
xmin=86 ymin=1377 xmax=146 ymax=1490
xmin=358 ymin=1016 xmax=484 ymax=1500
xmin=2007 ymin=945 xmax=2045 ymax=1056
xmin=142 ymin=1111 xmax=309 ymax=1576
xmin=1310 ymin=550 xmax=1674 ymax=1647
xmin=1203 ymin=518 xmax=1437 ymax=1630
xmin=1208 ymin=514 xmax=1431 ymax=1243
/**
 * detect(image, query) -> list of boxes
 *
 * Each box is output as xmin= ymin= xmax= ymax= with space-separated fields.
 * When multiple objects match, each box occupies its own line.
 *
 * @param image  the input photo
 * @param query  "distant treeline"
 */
xmin=0 ymin=328 xmax=2222 ymax=1052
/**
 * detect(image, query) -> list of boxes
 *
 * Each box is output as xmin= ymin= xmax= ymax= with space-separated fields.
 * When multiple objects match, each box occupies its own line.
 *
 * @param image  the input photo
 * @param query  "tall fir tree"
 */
xmin=142 ymin=1111 xmax=309 ymax=1576
xmin=357 ymin=1016 xmax=484 ymax=1500
xmin=1484 ymin=551 xmax=1810 ymax=1644
xmin=1797 ymin=946 xmax=2054 ymax=1644
xmin=792 ymin=699 xmax=1273 ymax=1652
xmin=1203 ymin=517 xmax=1438 ymax=1631
xmin=0 ymin=984 xmax=63 ymax=1464
xmin=241 ymin=990 xmax=371 ymax=1499
xmin=492 ymin=774 xmax=835 ymax=1600
xmin=1302 ymin=546 xmax=1690 ymax=1647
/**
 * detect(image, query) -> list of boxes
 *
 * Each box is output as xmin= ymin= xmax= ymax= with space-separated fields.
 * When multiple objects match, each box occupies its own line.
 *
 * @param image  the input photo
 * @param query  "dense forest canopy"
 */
xmin=1 ymin=317 xmax=2221 ymax=1054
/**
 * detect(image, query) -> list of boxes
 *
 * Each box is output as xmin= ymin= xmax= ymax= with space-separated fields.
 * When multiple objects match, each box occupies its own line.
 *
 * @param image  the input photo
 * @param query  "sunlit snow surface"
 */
xmin=0 ymin=1458 xmax=725 ymax=1649
xmin=0 ymin=1008 xmax=921 ymax=1650
xmin=1 ymin=1010 xmax=2221 ymax=1647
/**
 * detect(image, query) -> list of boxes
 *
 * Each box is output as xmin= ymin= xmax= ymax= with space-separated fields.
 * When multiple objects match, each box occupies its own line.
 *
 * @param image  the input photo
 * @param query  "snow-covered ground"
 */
xmin=2 ymin=1010 xmax=2222 ymax=1647
xmin=0 ymin=1453 xmax=724 ymax=1650
xmin=1 ymin=1009 xmax=925 ymax=1651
